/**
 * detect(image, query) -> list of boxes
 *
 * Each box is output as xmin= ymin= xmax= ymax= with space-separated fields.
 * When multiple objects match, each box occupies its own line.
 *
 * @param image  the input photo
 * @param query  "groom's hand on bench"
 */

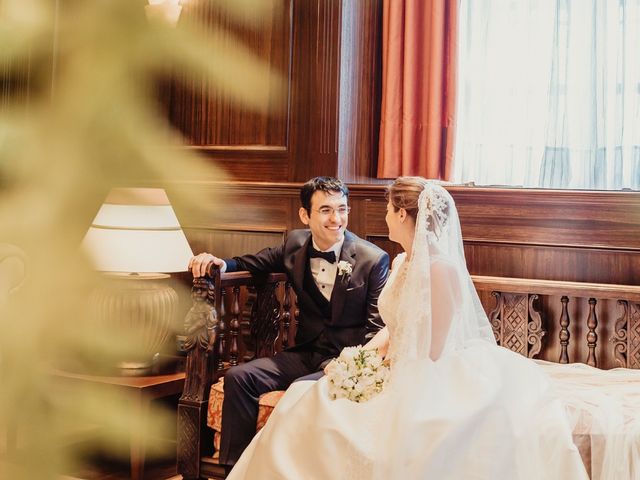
xmin=189 ymin=252 xmax=225 ymax=278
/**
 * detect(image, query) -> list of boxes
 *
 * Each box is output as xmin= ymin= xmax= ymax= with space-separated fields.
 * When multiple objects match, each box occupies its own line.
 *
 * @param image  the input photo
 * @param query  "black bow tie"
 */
xmin=308 ymin=247 xmax=336 ymax=264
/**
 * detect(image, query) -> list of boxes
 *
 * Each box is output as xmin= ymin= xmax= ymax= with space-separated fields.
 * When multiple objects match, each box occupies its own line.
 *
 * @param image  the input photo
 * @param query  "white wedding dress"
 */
xmin=228 ymin=184 xmax=593 ymax=480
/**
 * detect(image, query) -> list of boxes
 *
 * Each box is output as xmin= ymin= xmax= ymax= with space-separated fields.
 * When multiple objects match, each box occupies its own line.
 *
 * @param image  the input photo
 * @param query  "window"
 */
xmin=453 ymin=0 xmax=640 ymax=190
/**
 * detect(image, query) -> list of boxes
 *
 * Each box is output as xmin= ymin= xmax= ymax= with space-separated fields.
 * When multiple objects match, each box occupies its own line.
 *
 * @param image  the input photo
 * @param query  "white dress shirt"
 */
xmin=309 ymin=238 xmax=344 ymax=301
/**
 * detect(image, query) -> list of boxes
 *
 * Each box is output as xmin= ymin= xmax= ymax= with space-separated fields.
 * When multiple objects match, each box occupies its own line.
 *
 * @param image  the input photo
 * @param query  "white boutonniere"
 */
xmin=337 ymin=260 xmax=353 ymax=276
xmin=337 ymin=260 xmax=353 ymax=285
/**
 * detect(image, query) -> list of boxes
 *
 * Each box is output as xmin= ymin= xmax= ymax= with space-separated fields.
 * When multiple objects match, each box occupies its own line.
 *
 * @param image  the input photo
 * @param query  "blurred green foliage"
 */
xmin=0 ymin=0 xmax=283 ymax=477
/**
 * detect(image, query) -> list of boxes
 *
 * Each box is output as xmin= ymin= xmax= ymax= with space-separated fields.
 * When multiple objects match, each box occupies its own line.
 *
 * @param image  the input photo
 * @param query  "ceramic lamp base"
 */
xmin=90 ymin=273 xmax=177 ymax=373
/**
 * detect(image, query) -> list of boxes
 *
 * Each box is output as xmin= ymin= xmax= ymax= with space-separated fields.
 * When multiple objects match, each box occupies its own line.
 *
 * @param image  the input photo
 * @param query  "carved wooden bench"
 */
xmin=177 ymin=270 xmax=640 ymax=480
xmin=177 ymin=267 xmax=297 ymax=480
xmin=472 ymin=275 xmax=640 ymax=369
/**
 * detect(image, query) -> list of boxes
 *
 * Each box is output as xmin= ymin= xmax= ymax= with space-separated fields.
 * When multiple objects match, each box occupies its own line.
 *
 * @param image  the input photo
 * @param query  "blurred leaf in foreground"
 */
xmin=0 ymin=0 xmax=284 ymax=477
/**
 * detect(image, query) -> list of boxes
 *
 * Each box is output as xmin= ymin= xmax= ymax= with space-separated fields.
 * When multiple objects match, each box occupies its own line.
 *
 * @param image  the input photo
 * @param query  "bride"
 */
xmin=227 ymin=177 xmax=589 ymax=480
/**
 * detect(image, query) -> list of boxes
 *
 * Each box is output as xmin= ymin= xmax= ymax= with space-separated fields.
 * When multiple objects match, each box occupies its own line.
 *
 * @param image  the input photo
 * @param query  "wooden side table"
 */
xmin=54 ymin=369 xmax=186 ymax=480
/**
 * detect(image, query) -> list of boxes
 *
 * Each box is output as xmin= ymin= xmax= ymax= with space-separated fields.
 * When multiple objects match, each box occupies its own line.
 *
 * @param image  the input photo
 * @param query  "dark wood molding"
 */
xmin=464 ymin=242 xmax=640 ymax=283
xmin=167 ymin=180 xmax=390 ymax=196
xmin=449 ymin=186 xmax=640 ymax=250
xmin=185 ymin=146 xmax=288 ymax=153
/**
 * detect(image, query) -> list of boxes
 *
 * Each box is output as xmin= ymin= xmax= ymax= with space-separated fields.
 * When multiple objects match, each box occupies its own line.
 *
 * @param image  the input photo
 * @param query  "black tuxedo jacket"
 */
xmin=225 ymin=229 xmax=390 ymax=354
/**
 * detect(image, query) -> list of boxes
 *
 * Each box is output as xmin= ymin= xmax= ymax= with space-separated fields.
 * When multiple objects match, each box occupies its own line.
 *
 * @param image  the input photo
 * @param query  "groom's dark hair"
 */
xmin=300 ymin=177 xmax=349 ymax=213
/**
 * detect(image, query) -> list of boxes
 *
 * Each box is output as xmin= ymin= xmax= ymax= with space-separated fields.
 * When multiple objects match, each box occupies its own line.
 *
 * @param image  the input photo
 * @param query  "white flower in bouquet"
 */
xmin=326 ymin=346 xmax=390 ymax=403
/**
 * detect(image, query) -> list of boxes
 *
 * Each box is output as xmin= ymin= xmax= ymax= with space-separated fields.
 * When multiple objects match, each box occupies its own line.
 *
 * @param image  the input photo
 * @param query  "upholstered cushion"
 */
xmin=207 ymin=378 xmax=286 ymax=459
xmin=256 ymin=390 xmax=285 ymax=430
xmin=207 ymin=379 xmax=225 ymax=432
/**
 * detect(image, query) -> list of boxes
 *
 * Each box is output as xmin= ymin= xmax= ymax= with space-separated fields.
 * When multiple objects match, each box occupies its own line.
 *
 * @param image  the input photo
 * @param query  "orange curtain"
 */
xmin=377 ymin=0 xmax=457 ymax=180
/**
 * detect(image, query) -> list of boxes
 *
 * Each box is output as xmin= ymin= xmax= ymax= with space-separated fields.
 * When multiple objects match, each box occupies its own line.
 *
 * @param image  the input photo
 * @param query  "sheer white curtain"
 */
xmin=453 ymin=0 xmax=640 ymax=190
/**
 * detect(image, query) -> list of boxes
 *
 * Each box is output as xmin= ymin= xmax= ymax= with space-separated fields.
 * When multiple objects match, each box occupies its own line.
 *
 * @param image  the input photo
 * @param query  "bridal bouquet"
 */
xmin=326 ymin=346 xmax=390 ymax=403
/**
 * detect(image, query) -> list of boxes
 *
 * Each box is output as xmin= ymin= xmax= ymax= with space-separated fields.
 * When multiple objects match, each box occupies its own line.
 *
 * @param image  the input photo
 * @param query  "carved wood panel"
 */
xmin=630 ymin=303 xmax=640 ymax=368
xmin=488 ymin=292 xmax=546 ymax=358
xmin=177 ymin=405 xmax=205 ymax=478
xmin=612 ymin=301 xmax=640 ymax=369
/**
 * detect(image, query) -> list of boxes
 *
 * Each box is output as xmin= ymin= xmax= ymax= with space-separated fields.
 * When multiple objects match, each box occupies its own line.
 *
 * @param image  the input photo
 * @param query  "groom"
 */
xmin=189 ymin=176 xmax=390 ymax=468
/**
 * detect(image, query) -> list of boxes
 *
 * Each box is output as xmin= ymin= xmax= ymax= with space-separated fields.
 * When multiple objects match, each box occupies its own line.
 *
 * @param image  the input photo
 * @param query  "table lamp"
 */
xmin=81 ymin=187 xmax=193 ymax=373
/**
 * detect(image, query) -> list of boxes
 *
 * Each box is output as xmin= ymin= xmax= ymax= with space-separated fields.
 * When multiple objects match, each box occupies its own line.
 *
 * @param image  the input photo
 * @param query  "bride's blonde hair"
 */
xmin=385 ymin=176 xmax=430 ymax=222
xmin=386 ymin=177 xmax=449 ymax=239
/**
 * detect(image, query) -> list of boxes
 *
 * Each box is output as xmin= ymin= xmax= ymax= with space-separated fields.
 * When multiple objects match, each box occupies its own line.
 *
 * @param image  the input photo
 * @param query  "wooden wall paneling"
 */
xmin=289 ymin=0 xmax=384 ymax=182
xmin=464 ymin=242 xmax=640 ymax=285
xmin=169 ymin=181 xmax=296 ymax=232
xmin=336 ymin=0 xmax=383 ymax=182
xmin=168 ymin=181 xmax=640 ymax=285
xmin=288 ymin=0 xmax=342 ymax=181
xmin=189 ymin=152 xmax=289 ymax=183
xmin=183 ymin=228 xmax=285 ymax=260
xmin=171 ymin=0 xmax=291 ymax=146
xmin=366 ymin=236 xmax=404 ymax=261
xmin=341 ymin=195 xmax=366 ymax=238
xmin=161 ymin=0 xmax=384 ymax=183
xmin=288 ymin=195 xmax=304 ymax=231
xmin=363 ymin=193 xmax=388 ymax=236
xmin=450 ymin=187 xmax=640 ymax=250
xmin=360 ymin=191 xmax=406 ymax=259
xmin=165 ymin=0 xmax=293 ymax=181
xmin=211 ymin=194 xmax=292 ymax=230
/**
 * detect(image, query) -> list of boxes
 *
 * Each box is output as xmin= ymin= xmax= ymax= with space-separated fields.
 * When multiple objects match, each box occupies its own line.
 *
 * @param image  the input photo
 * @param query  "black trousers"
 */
xmin=218 ymin=349 xmax=332 ymax=466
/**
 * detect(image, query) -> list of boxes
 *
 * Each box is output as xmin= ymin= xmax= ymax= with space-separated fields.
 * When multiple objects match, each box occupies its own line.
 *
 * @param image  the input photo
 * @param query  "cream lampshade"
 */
xmin=82 ymin=188 xmax=193 ymax=373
